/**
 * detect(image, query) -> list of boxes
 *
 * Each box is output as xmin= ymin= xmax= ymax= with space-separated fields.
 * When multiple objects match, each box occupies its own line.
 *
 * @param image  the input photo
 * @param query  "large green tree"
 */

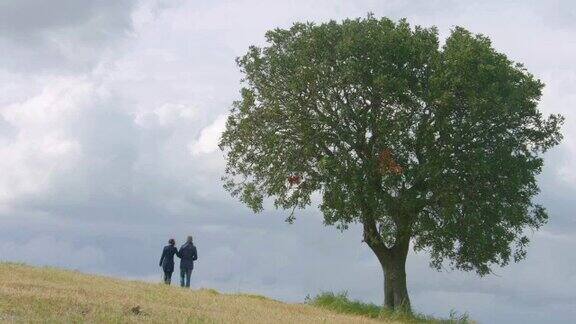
xmin=219 ymin=16 xmax=563 ymax=311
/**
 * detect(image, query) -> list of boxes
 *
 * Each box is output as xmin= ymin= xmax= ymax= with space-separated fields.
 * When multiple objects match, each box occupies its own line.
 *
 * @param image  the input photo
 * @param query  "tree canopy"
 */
xmin=219 ymin=16 xmax=563 ymax=309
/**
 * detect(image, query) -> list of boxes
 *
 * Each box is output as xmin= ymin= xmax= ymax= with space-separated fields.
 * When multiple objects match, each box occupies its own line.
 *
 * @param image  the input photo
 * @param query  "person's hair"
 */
xmin=186 ymin=235 xmax=193 ymax=243
xmin=168 ymin=238 xmax=175 ymax=245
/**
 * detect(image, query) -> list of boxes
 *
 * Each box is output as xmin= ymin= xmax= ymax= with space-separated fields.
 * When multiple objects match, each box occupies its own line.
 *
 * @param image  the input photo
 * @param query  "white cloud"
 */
xmin=189 ymin=114 xmax=227 ymax=156
xmin=134 ymin=103 xmax=196 ymax=128
xmin=0 ymin=78 xmax=91 ymax=208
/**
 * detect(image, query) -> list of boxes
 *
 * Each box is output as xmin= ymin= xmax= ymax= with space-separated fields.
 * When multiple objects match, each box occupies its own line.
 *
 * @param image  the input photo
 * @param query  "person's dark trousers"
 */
xmin=180 ymin=268 xmax=192 ymax=287
xmin=163 ymin=270 xmax=173 ymax=285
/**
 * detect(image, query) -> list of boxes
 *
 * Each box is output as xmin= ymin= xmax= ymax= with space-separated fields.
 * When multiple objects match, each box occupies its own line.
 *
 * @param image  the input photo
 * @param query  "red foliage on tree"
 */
xmin=378 ymin=149 xmax=403 ymax=175
xmin=287 ymin=175 xmax=301 ymax=186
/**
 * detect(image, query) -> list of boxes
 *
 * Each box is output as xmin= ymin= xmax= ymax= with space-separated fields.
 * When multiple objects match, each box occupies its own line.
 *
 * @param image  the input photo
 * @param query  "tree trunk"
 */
xmin=381 ymin=250 xmax=410 ymax=311
xmin=362 ymin=216 xmax=412 ymax=312
xmin=365 ymin=228 xmax=411 ymax=312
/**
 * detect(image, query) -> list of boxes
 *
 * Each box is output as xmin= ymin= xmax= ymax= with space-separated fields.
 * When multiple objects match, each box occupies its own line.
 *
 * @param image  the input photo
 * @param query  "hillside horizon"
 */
xmin=0 ymin=262 xmax=468 ymax=323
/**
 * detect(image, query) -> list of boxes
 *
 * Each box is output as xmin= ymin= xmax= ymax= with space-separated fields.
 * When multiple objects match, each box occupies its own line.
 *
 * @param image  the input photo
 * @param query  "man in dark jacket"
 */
xmin=177 ymin=235 xmax=198 ymax=288
xmin=159 ymin=238 xmax=178 ymax=284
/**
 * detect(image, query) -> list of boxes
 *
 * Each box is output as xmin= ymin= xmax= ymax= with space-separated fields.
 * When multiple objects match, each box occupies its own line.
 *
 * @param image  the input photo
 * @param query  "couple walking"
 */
xmin=159 ymin=235 xmax=198 ymax=287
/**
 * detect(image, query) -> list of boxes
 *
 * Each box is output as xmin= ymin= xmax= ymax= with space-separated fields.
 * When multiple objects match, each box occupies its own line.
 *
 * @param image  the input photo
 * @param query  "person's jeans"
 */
xmin=163 ymin=270 xmax=173 ymax=285
xmin=180 ymin=268 xmax=192 ymax=287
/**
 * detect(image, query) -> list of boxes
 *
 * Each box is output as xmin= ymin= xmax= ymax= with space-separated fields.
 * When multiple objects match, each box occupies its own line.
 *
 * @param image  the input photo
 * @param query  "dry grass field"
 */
xmin=0 ymin=263 xmax=395 ymax=323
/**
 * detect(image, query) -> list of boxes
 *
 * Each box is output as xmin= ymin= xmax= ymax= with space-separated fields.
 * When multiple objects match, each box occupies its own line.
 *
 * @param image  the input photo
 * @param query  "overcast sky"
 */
xmin=0 ymin=1 xmax=575 ymax=323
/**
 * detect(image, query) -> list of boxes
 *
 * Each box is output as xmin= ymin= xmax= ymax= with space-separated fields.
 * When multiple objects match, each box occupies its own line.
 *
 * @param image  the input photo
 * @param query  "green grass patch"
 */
xmin=306 ymin=292 xmax=471 ymax=323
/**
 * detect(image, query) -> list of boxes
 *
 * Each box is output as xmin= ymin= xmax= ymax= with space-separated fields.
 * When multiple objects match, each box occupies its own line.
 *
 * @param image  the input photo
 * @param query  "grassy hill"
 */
xmin=0 ymin=263 xmax=466 ymax=323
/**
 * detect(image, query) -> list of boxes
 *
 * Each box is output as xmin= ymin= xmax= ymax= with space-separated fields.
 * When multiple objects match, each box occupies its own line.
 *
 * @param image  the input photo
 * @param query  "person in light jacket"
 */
xmin=159 ymin=238 xmax=178 ymax=285
xmin=177 ymin=235 xmax=198 ymax=288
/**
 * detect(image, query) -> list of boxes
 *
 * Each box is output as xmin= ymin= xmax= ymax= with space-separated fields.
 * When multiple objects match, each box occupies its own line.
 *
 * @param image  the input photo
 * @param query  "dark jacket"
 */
xmin=159 ymin=245 xmax=178 ymax=272
xmin=177 ymin=242 xmax=197 ymax=270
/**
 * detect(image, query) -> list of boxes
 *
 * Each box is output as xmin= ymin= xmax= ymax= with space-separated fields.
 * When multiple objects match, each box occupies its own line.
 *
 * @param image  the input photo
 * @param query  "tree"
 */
xmin=219 ymin=16 xmax=563 ymax=311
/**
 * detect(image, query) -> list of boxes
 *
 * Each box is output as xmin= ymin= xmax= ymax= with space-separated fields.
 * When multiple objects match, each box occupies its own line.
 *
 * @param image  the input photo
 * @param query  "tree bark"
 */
xmin=383 ymin=262 xmax=395 ymax=309
xmin=382 ymin=248 xmax=410 ymax=311
xmin=363 ymin=220 xmax=411 ymax=312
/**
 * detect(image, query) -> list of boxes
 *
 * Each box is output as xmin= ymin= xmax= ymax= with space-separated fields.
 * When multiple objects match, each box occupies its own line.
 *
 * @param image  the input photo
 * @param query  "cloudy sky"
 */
xmin=0 ymin=0 xmax=574 ymax=323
